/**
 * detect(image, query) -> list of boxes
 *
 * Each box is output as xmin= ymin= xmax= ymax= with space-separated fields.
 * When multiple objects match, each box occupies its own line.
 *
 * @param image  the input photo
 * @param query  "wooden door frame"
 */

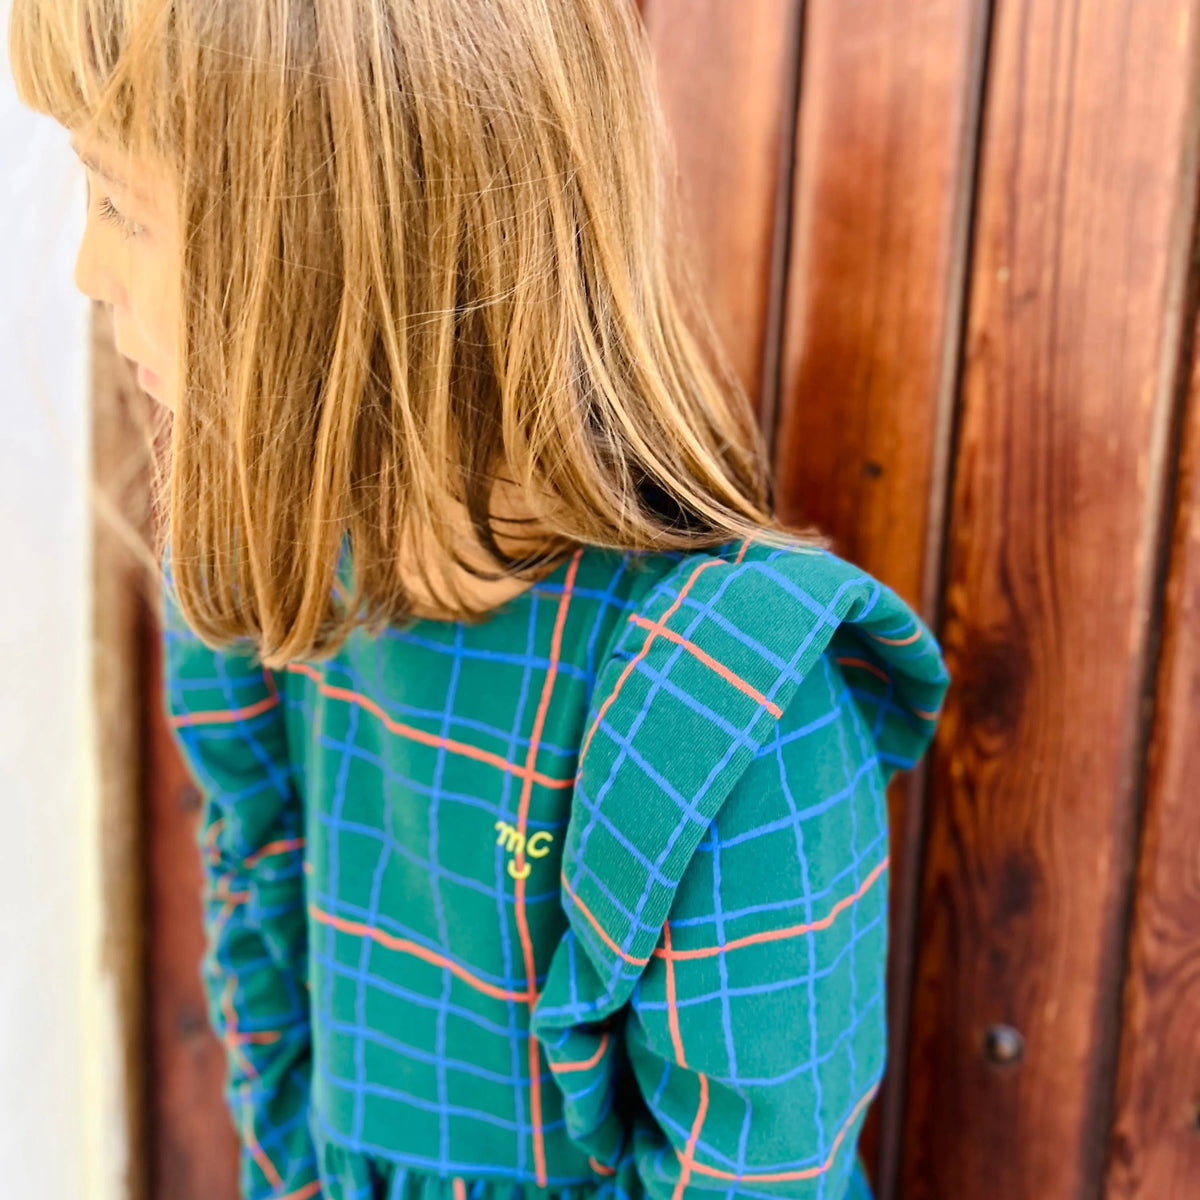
xmin=88 ymin=297 xmax=154 ymax=1200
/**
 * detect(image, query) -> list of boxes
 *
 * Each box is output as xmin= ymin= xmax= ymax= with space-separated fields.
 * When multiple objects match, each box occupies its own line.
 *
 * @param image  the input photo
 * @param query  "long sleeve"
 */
xmin=622 ymin=649 xmax=894 ymax=1200
xmin=161 ymin=583 xmax=320 ymax=1200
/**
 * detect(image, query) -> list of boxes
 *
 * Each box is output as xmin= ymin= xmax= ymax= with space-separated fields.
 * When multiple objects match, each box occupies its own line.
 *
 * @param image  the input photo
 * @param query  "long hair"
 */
xmin=11 ymin=0 xmax=827 ymax=666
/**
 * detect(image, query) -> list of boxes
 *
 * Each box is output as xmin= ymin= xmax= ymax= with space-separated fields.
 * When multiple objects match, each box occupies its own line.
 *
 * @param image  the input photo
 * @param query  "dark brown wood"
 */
xmin=768 ymin=2 xmax=988 ymax=1190
xmin=144 ymin=613 xmax=240 ymax=1197
xmin=1104 ymin=261 xmax=1200 ymax=1194
xmin=640 ymin=0 xmax=803 ymax=418
xmin=898 ymin=2 xmax=1200 ymax=1197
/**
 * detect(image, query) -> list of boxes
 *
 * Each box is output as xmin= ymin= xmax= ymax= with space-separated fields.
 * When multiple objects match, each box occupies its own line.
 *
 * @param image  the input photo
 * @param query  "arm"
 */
xmin=161 ymin=583 xmax=319 ymax=1200
xmin=624 ymin=649 xmax=891 ymax=1200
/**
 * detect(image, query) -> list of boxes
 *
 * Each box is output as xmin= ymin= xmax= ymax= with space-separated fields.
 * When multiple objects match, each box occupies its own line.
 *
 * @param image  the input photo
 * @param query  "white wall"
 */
xmin=0 ymin=2 xmax=93 ymax=1194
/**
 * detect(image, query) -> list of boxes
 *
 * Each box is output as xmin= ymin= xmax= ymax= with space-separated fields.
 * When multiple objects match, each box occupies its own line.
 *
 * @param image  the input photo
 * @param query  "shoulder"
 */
xmin=587 ymin=534 xmax=949 ymax=778
xmin=555 ymin=534 xmax=948 ymax=991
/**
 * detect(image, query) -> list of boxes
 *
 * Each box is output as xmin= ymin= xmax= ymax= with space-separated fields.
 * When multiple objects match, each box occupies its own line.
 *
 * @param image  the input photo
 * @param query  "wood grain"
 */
xmin=1104 ymin=250 xmax=1200 ymax=1195
xmin=773 ymin=0 xmax=983 ymax=602
xmin=640 ymin=0 xmax=803 ymax=418
xmin=768 ymin=3 xmax=988 ymax=1190
xmin=899 ymin=1 xmax=1200 ymax=1196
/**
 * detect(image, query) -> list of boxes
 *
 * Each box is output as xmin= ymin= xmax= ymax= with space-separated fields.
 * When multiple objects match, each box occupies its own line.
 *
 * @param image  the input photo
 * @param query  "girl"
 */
xmin=11 ymin=2 xmax=949 ymax=1199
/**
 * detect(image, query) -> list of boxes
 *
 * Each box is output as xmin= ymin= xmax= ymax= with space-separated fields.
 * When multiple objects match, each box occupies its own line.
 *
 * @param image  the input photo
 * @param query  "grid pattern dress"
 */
xmin=163 ymin=535 xmax=950 ymax=1200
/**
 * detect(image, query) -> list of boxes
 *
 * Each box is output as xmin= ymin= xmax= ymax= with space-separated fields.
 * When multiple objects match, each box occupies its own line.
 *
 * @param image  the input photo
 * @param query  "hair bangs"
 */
xmin=10 ymin=0 xmax=179 ymax=162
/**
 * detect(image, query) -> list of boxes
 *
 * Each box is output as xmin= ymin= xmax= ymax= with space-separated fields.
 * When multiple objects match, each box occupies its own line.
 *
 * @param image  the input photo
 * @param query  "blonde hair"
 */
xmin=11 ymin=0 xmax=827 ymax=666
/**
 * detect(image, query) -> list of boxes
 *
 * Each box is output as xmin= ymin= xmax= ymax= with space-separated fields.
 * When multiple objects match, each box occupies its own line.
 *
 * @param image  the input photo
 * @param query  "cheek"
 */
xmin=131 ymin=264 xmax=177 ymax=365
xmin=126 ymin=261 xmax=180 ymax=411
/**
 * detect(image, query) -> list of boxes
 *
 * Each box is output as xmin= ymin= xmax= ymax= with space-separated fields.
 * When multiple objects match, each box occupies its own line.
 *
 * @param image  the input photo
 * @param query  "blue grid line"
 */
xmin=503 ymin=582 xmax=547 ymax=1177
xmin=780 ymin=688 xmax=827 ymax=1185
xmin=312 ymin=805 xmax=565 ymax=905
xmin=568 ymin=551 xmax=767 ymax=943
xmin=710 ymin=758 xmax=883 ymax=850
xmin=623 ymin=656 xmax=757 ymax=741
xmin=319 ymin=1010 xmax=558 ymax=1088
xmin=635 ymin=907 xmax=888 ymax=1013
xmin=316 ymin=1064 xmax=568 ymax=1136
xmin=354 ymin=707 xmax=386 ymax=1144
xmin=644 ymin=993 xmax=883 ymax=1167
xmin=314 ymin=949 xmax=522 ymax=1038
xmin=668 ymin=832 xmax=889 ymax=931
xmin=310 ymin=734 xmax=572 ymax=830
xmin=820 ymin=654 xmax=861 ymax=1127
xmin=377 ymin=631 xmax=594 ymax=684
xmin=431 ymin=620 xmax=465 ymax=1171
xmin=287 ymin=662 xmax=585 ymax=763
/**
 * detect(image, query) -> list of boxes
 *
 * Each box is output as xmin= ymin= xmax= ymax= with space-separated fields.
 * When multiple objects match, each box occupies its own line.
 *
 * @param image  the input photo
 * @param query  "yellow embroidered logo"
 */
xmin=494 ymin=820 xmax=554 ymax=879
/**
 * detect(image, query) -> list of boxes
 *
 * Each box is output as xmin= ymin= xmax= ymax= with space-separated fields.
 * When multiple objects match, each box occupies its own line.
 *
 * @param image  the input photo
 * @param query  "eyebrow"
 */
xmin=68 ymin=137 xmax=148 ymax=203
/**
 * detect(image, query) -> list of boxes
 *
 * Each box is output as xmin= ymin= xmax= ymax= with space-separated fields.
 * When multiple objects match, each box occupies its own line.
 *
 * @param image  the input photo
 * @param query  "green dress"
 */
xmin=163 ymin=535 xmax=949 ymax=1200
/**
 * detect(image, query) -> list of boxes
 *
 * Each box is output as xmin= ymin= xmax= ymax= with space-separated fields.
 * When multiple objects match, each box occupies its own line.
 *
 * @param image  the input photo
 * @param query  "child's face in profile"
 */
xmin=69 ymin=133 xmax=179 ymax=411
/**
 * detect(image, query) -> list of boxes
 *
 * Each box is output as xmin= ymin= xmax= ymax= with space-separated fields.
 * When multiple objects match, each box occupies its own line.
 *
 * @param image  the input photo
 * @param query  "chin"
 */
xmin=139 ymin=375 xmax=174 ymax=411
xmin=139 ymin=383 xmax=174 ymax=412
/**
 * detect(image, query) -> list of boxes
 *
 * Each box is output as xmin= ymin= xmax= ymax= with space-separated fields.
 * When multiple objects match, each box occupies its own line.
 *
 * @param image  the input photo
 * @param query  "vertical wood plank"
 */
xmin=769 ymin=2 xmax=988 ymax=1189
xmin=90 ymin=303 xmax=151 ymax=1200
xmin=900 ymin=2 xmax=1200 ymax=1197
xmin=144 ymin=622 xmax=240 ymax=1197
xmin=641 ymin=0 xmax=803 ymax=416
xmin=773 ymin=0 xmax=984 ymax=603
xmin=1104 ymin=265 xmax=1200 ymax=1195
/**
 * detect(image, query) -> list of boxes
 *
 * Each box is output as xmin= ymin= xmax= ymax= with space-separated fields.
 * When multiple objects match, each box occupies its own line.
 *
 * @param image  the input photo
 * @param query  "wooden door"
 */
xmin=104 ymin=2 xmax=1200 ymax=1196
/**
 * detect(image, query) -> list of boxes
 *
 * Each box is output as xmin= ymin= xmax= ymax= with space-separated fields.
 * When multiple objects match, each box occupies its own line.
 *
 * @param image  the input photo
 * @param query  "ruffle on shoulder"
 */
xmin=529 ymin=535 xmax=949 ymax=1174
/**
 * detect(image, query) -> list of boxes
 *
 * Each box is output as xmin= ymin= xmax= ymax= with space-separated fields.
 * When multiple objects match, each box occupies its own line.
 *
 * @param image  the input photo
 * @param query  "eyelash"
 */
xmin=97 ymin=194 xmax=142 ymax=239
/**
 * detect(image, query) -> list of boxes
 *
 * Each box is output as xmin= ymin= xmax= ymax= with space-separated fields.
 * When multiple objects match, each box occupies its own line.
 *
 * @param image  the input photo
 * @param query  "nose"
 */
xmin=73 ymin=240 xmax=131 ymax=316
xmin=72 ymin=187 xmax=128 ymax=309
xmin=72 ymin=235 xmax=102 ymax=303
xmin=72 ymin=219 xmax=118 ymax=308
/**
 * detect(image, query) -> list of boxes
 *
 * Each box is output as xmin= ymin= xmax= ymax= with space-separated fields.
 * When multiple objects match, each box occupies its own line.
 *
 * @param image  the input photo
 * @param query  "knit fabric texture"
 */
xmin=163 ymin=536 xmax=950 ymax=1200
